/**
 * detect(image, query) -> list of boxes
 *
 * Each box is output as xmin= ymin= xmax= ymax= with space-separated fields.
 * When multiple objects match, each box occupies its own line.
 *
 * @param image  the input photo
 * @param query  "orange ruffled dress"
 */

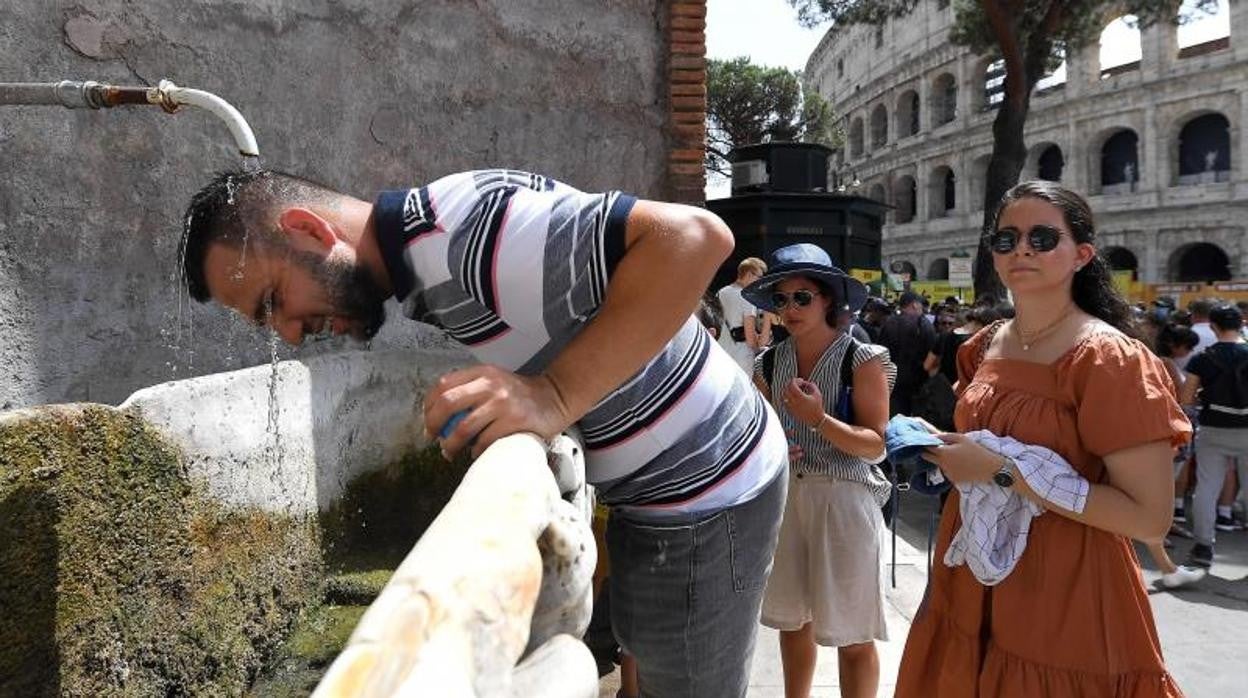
xmin=896 ymin=326 xmax=1192 ymax=698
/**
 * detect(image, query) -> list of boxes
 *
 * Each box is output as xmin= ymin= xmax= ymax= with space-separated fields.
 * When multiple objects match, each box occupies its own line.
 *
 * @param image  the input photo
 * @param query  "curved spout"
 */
xmin=156 ymin=81 xmax=259 ymax=157
xmin=0 ymin=79 xmax=260 ymax=159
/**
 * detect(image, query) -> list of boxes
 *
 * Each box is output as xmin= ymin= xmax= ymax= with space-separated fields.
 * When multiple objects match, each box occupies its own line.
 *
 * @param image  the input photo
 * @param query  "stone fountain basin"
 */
xmin=0 ymin=348 xmax=474 ymax=696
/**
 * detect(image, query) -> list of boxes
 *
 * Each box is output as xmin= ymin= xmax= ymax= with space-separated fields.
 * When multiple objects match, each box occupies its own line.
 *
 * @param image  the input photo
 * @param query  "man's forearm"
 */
xmin=543 ymin=201 xmax=733 ymax=422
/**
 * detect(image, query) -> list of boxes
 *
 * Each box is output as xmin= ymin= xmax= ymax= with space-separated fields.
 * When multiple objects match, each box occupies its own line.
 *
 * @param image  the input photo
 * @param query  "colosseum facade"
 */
xmin=805 ymin=0 xmax=1248 ymax=286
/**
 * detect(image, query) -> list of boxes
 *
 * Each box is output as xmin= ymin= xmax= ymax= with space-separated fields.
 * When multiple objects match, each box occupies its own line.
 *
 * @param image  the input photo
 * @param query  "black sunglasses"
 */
xmin=989 ymin=224 xmax=1065 ymax=254
xmin=771 ymin=289 xmax=820 ymax=310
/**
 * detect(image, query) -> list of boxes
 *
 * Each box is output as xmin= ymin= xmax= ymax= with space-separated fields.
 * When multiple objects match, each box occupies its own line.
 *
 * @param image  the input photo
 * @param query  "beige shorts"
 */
xmin=760 ymin=472 xmax=889 ymax=647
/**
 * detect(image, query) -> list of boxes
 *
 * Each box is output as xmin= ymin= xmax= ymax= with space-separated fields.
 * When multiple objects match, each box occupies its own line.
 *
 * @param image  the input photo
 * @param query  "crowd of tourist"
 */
xmin=685 ymin=180 xmax=1243 ymax=698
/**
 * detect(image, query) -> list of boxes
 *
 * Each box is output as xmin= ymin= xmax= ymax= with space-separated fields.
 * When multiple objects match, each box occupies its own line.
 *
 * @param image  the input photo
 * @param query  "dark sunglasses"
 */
xmin=989 ymin=224 xmax=1065 ymax=254
xmin=771 ymin=289 xmax=820 ymax=310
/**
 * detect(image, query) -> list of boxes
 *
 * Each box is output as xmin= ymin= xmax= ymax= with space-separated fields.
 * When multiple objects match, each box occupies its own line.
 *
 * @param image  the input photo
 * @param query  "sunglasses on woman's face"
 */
xmin=989 ymin=224 xmax=1065 ymax=254
xmin=771 ymin=289 xmax=820 ymax=310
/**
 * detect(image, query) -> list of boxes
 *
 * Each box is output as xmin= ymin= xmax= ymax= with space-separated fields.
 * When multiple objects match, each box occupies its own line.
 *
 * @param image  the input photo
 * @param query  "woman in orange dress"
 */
xmin=895 ymin=181 xmax=1191 ymax=697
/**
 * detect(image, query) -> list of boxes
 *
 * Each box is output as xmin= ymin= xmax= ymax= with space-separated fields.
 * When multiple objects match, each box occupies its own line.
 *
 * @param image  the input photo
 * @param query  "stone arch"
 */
xmin=1100 ymin=15 xmax=1142 ymax=78
xmin=869 ymin=182 xmax=887 ymax=204
xmin=890 ymin=260 xmax=919 ymax=281
xmin=1026 ymin=141 xmax=1065 ymax=181
xmin=928 ymin=257 xmax=950 ymax=281
xmin=1097 ymin=128 xmax=1140 ymax=194
xmin=928 ymin=165 xmax=956 ymax=218
xmin=870 ymin=103 xmax=888 ymax=148
xmin=849 ymin=116 xmax=865 ymax=159
xmin=930 ymin=72 xmax=958 ymax=127
xmin=1169 ymin=242 xmax=1231 ymax=281
xmin=896 ymin=89 xmax=920 ymax=138
xmin=893 ymin=175 xmax=917 ymax=224
xmin=1177 ymin=111 xmax=1231 ymax=184
xmin=1103 ymin=246 xmax=1139 ymax=272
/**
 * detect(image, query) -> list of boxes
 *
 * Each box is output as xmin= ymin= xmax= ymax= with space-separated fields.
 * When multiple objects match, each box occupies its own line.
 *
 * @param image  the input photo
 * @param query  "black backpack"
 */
xmin=1199 ymin=346 xmax=1248 ymax=428
xmin=759 ymin=338 xmax=901 ymax=525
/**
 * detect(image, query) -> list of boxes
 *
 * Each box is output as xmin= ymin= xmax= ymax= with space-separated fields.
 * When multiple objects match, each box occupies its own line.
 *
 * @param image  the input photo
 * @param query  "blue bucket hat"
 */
xmin=742 ymin=243 xmax=869 ymax=313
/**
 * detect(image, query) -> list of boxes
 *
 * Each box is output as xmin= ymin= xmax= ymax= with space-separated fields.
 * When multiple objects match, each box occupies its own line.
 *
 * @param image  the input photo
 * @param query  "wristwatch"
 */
xmin=992 ymin=457 xmax=1016 ymax=488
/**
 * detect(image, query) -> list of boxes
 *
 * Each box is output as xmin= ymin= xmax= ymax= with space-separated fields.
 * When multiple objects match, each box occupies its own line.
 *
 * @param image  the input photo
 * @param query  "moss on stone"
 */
xmin=0 ymin=405 xmax=321 ymax=697
xmin=319 ymin=446 xmax=470 ymax=573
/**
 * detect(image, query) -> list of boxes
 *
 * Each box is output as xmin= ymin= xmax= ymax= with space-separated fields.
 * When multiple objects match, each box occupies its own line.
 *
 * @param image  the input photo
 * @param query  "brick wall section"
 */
xmin=668 ymin=1 xmax=708 ymax=204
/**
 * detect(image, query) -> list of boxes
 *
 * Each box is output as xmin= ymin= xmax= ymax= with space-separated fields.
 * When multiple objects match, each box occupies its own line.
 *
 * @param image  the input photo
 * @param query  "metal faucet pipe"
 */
xmin=0 ymin=79 xmax=260 ymax=158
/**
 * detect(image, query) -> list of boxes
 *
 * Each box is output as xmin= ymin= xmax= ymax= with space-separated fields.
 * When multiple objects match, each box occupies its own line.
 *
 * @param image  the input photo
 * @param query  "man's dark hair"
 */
xmin=1188 ymin=298 xmax=1215 ymax=319
xmin=1210 ymin=304 xmax=1244 ymax=332
xmin=696 ymin=292 xmax=725 ymax=336
xmin=180 ymin=169 xmax=343 ymax=302
xmin=898 ymin=291 xmax=922 ymax=308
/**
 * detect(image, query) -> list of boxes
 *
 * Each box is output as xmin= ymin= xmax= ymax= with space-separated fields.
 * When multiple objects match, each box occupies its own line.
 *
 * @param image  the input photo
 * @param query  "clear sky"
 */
xmin=703 ymin=0 xmax=1229 ymax=198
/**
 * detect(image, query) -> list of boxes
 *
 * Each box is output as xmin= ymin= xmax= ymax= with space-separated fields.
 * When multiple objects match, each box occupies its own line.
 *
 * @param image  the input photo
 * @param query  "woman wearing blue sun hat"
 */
xmin=744 ymin=243 xmax=897 ymax=698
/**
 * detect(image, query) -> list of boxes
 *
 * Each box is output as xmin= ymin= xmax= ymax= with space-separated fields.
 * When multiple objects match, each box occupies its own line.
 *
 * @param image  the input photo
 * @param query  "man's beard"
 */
xmin=292 ymin=250 xmax=388 ymax=340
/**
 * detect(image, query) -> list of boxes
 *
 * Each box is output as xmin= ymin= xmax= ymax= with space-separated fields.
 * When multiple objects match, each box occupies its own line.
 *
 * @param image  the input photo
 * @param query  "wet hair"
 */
xmin=992 ymin=181 xmax=1135 ymax=336
xmin=180 ymin=169 xmax=344 ymax=302
xmin=1154 ymin=323 xmax=1200 ymax=358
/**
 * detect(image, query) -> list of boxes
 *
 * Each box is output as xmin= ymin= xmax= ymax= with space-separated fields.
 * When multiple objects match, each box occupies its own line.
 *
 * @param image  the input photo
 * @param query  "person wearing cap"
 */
xmin=743 ymin=243 xmax=898 ymax=698
xmin=1180 ymin=304 xmax=1248 ymax=569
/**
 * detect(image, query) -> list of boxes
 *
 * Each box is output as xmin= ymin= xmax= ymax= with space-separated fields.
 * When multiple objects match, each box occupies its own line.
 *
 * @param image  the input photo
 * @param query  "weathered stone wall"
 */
xmin=0 ymin=0 xmax=675 ymax=410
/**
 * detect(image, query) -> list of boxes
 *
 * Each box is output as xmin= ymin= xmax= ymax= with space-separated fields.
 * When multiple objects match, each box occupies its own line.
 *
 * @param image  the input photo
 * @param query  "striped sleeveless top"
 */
xmin=756 ymin=332 xmax=896 ymax=506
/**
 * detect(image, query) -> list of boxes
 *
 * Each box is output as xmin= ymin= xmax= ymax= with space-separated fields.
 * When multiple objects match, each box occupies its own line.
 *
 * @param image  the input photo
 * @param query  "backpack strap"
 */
xmin=840 ymin=335 xmax=861 ymax=389
xmin=973 ymin=320 xmax=1007 ymax=375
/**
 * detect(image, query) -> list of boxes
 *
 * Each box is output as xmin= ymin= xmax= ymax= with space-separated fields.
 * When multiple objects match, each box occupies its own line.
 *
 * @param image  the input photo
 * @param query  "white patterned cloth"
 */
xmin=944 ymin=431 xmax=1090 ymax=586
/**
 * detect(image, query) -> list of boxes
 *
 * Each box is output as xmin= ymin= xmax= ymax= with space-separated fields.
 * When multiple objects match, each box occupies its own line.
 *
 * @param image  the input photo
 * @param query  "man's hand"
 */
xmin=423 ymin=365 xmax=573 ymax=460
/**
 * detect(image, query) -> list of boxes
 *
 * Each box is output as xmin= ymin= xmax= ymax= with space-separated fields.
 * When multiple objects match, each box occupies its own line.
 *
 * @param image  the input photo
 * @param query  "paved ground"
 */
xmin=598 ymin=490 xmax=1248 ymax=697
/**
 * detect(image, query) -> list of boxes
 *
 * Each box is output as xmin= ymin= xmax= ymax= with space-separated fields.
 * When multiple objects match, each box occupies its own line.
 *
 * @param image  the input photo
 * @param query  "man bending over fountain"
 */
xmin=181 ymin=169 xmax=787 ymax=697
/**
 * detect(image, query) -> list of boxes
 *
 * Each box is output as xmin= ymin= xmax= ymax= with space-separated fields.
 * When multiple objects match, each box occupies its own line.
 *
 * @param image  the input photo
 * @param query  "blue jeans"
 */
xmin=607 ymin=472 xmax=786 ymax=697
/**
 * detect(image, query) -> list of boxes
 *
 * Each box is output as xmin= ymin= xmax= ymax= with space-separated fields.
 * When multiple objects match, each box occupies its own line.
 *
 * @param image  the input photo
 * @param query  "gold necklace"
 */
xmin=1012 ymin=305 xmax=1073 ymax=350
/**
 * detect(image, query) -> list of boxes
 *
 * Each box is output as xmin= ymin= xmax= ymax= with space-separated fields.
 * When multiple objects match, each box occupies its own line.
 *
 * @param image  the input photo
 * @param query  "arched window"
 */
xmin=1178 ymin=113 xmax=1231 ymax=184
xmin=1038 ymin=145 xmax=1064 ymax=181
xmin=1178 ymin=0 xmax=1229 ymax=57
xmin=849 ymin=117 xmax=865 ymax=159
xmin=929 ymin=166 xmax=956 ymax=218
xmin=871 ymin=104 xmax=888 ymax=148
xmin=928 ymin=258 xmax=950 ymax=280
xmin=1036 ymin=46 xmax=1068 ymax=93
xmin=896 ymin=90 xmax=920 ymax=138
xmin=1100 ymin=16 xmax=1142 ymax=79
xmin=894 ymin=176 xmax=917 ymax=224
xmin=1171 ymin=242 xmax=1231 ymax=281
xmin=931 ymin=73 xmax=958 ymax=126
xmin=1100 ymin=130 xmax=1140 ymax=193
xmin=1103 ymin=247 xmax=1139 ymax=273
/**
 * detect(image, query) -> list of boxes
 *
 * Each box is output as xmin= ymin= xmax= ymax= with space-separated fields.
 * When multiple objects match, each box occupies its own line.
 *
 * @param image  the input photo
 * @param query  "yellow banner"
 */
xmin=909 ymin=282 xmax=975 ymax=304
xmin=849 ymin=268 xmax=883 ymax=284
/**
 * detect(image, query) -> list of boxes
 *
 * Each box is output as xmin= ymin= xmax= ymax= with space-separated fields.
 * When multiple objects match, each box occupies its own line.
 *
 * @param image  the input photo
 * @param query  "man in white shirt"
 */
xmin=1179 ymin=298 xmax=1218 ymax=371
xmin=716 ymin=257 xmax=768 ymax=374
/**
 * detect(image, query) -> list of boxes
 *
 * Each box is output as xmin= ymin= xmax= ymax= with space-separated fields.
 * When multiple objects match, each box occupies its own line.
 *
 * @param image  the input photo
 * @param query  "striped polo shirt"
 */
xmin=373 ymin=170 xmax=786 ymax=517
xmin=757 ymin=332 xmax=897 ymax=505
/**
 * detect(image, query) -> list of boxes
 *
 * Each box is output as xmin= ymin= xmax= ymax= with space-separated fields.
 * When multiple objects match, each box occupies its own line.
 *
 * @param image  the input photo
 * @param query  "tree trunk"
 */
xmin=973 ymin=92 xmax=1031 ymax=301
